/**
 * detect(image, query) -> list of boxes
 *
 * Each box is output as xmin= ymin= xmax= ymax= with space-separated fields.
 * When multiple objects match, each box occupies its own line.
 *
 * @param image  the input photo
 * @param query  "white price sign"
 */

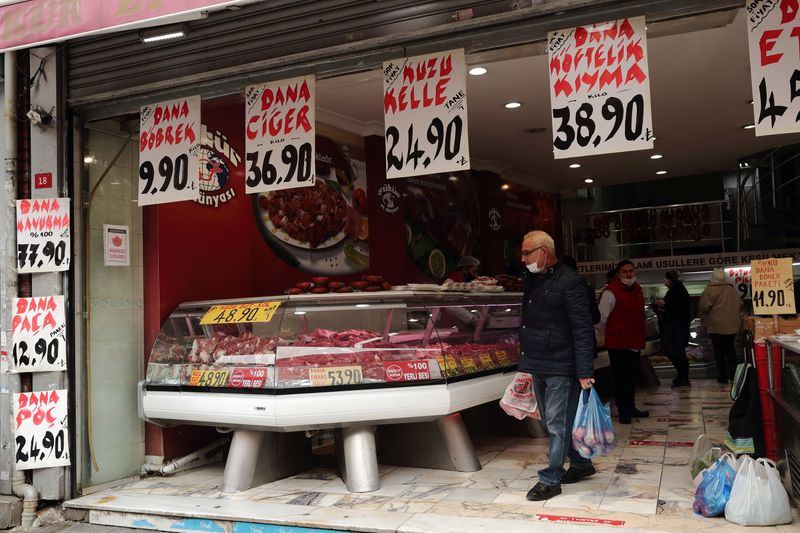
xmin=11 ymin=296 xmax=66 ymax=373
xmin=548 ymin=16 xmax=654 ymax=158
xmin=16 ymin=198 xmax=70 ymax=273
xmin=382 ymin=48 xmax=470 ymax=179
xmin=14 ymin=390 xmax=70 ymax=470
xmin=139 ymin=96 xmax=201 ymax=205
xmin=245 ymin=76 xmax=315 ymax=193
xmin=746 ymin=1 xmax=800 ymax=136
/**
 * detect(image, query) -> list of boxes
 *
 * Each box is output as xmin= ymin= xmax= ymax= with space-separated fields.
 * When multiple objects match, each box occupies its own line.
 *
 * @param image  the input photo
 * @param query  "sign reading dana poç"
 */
xmin=576 ymin=248 xmax=800 ymax=275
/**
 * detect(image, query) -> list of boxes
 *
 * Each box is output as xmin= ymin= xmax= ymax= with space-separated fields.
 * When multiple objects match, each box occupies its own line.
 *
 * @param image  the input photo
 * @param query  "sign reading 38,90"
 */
xmin=382 ymin=48 xmax=470 ymax=179
xmin=548 ymin=16 xmax=654 ymax=159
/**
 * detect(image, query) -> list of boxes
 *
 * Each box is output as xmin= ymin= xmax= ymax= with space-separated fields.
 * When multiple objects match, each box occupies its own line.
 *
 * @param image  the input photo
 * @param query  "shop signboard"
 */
xmin=746 ymin=1 xmax=800 ymax=136
xmin=245 ymin=75 xmax=315 ymax=193
xmin=13 ymin=389 xmax=70 ymax=470
xmin=382 ymin=48 xmax=470 ymax=179
xmin=548 ymin=16 xmax=654 ymax=158
xmin=10 ymin=296 xmax=66 ymax=373
xmin=103 ymin=224 xmax=130 ymax=267
xmin=16 ymin=198 xmax=70 ymax=273
xmin=751 ymin=257 xmax=795 ymax=315
xmin=139 ymin=96 xmax=201 ymax=206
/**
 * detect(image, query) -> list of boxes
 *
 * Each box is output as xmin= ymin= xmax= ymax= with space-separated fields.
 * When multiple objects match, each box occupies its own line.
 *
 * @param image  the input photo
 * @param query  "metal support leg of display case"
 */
xmin=437 ymin=413 xmax=482 ymax=472
xmin=338 ymin=425 xmax=379 ymax=493
xmin=221 ymin=429 xmax=311 ymax=493
xmin=222 ymin=430 xmax=264 ymax=493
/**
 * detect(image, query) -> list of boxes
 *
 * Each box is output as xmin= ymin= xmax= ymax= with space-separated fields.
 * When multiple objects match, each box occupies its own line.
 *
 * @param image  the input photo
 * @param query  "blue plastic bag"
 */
xmin=571 ymin=387 xmax=616 ymax=459
xmin=693 ymin=454 xmax=737 ymax=517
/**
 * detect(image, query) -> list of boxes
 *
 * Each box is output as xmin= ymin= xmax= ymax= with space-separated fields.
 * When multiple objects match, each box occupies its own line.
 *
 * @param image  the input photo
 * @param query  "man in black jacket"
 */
xmin=519 ymin=231 xmax=597 ymax=501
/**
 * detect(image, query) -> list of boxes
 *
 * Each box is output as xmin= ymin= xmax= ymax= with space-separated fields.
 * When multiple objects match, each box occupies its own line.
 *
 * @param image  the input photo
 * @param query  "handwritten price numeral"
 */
xmin=753 ymin=289 xmax=786 ymax=308
xmin=386 ymin=116 xmax=463 ymax=172
xmin=553 ymin=94 xmax=645 ymax=152
xmin=15 ymin=339 xmax=59 ymax=367
xmin=139 ymin=154 xmax=189 ymax=195
xmin=15 ymin=430 xmax=66 ymax=463
xmin=246 ymin=143 xmax=312 ymax=188
xmin=18 ymin=241 xmax=67 ymax=269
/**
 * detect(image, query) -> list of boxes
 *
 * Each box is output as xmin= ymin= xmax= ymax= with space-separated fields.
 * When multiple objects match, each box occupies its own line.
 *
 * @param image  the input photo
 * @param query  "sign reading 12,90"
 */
xmin=245 ymin=76 xmax=315 ymax=194
xmin=382 ymin=48 xmax=470 ymax=179
xmin=139 ymin=96 xmax=201 ymax=206
xmin=548 ymin=16 xmax=654 ymax=159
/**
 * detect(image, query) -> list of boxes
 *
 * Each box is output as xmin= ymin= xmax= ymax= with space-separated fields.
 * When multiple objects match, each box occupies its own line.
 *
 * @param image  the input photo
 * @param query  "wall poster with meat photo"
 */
xmin=253 ymin=133 xmax=369 ymax=275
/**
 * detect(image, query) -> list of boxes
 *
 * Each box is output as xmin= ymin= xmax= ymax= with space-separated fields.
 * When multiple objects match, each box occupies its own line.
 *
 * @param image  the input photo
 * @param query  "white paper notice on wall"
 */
xmin=10 ymin=296 xmax=67 ymax=373
xmin=245 ymin=75 xmax=315 ymax=194
xmin=382 ymin=48 xmax=470 ymax=179
xmin=103 ymin=224 xmax=130 ymax=267
xmin=16 ymin=198 xmax=71 ymax=274
xmin=548 ymin=16 xmax=654 ymax=159
xmin=14 ymin=389 xmax=70 ymax=470
xmin=746 ymin=1 xmax=800 ymax=136
xmin=139 ymin=96 xmax=201 ymax=205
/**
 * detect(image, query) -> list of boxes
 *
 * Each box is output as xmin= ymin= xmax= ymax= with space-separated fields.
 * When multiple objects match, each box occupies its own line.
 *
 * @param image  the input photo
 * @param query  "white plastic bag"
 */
xmin=724 ymin=456 xmax=792 ymax=526
xmin=499 ymin=372 xmax=539 ymax=420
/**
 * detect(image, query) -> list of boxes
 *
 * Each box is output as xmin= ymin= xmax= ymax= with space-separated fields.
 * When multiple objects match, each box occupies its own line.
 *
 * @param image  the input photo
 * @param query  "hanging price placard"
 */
xmin=13 ymin=390 xmax=70 ymax=470
xmin=746 ymin=1 xmax=800 ymax=136
xmin=16 ymin=198 xmax=70 ymax=273
xmin=139 ymin=96 xmax=201 ymax=205
xmin=11 ymin=296 xmax=67 ymax=373
xmin=382 ymin=48 xmax=470 ymax=179
xmin=245 ymin=76 xmax=315 ymax=193
xmin=199 ymin=301 xmax=282 ymax=325
xmin=751 ymin=257 xmax=795 ymax=315
xmin=548 ymin=16 xmax=654 ymax=158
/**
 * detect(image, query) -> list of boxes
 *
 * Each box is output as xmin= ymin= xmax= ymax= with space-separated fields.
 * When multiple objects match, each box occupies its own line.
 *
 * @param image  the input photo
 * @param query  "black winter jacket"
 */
xmin=517 ymin=263 xmax=596 ymax=378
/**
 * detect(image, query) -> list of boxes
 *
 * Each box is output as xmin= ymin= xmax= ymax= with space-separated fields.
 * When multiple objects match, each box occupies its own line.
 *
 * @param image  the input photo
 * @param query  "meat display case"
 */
xmin=139 ymin=290 xmax=522 ymax=493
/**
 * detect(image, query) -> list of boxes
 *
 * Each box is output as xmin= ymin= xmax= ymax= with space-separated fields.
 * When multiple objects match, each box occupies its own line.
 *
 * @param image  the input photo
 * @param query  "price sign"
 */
xmin=726 ymin=267 xmax=752 ymax=300
xmin=139 ymin=96 xmax=201 ymax=205
xmin=11 ymin=296 xmax=66 ymax=373
xmin=16 ymin=198 xmax=70 ymax=273
xmin=751 ymin=257 xmax=795 ymax=315
xmin=479 ymin=353 xmax=496 ymax=370
xmin=495 ymin=350 xmax=511 ymax=367
xmin=461 ymin=357 xmax=478 ymax=373
xmin=245 ymin=76 xmax=315 ymax=194
xmin=746 ymin=2 xmax=800 ymax=136
xmin=13 ymin=390 xmax=70 ymax=470
xmin=200 ymin=301 xmax=282 ymax=325
xmin=308 ymin=366 xmax=363 ymax=386
xmin=384 ymin=360 xmax=434 ymax=382
xmin=382 ymin=48 xmax=470 ymax=179
xmin=189 ymin=369 xmax=229 ymax=387
xmin=229 ymin=367 xmax=271 ymax=388
xmin=548 ymin=16 xmax=654 ymax=159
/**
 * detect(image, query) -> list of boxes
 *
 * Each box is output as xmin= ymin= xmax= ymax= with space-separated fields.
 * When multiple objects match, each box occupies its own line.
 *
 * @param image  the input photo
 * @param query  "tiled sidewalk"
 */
xmin=67 ymin=380 xmax=798 ymax=532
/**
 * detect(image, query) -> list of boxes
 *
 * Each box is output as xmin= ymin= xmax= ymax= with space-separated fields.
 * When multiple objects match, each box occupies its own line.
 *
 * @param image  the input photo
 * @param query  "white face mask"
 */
xmin=525 ymin=249 xmax=546 ymax=274
xmin=621 ymin=276 xmax=637 ymax=287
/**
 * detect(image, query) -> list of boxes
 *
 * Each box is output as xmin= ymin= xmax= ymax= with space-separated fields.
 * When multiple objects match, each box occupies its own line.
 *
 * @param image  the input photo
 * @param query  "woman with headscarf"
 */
xmin=699 ymin=268 xmax=743 ymax=383
xmin=659 ymin=270 xmax=692 ymax=388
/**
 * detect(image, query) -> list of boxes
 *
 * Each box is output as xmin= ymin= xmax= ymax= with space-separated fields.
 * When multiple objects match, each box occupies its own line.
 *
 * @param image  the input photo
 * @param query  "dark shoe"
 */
xmin=619 ymin=415 xmax=631 ymax=424
xmin=671 ymin=379 xmax=690 ymax=388
xmin=561 ymin=466 xmax=596 ymax=484
xmin=631 ymin=408 xmax=649 ymax=418
xmin=526 ymin=481 xmax=562 ymax=501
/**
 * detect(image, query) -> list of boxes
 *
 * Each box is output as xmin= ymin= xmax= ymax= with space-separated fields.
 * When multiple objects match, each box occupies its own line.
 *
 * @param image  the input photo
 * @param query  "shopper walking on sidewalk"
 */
xmin=517 ymin=231 xmax=596 ymax=502
xmin=599 ymin=259 xmax=649 ymax=424
xmin=699 ymin=268 xmax=743 ymax=383
xmin=659 ymin=270 xmax=692 ymax=388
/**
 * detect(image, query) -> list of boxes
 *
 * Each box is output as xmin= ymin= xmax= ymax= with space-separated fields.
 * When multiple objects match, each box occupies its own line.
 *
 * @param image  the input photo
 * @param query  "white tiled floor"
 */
xmin=67 ymin=380 xmax=798 ymax=532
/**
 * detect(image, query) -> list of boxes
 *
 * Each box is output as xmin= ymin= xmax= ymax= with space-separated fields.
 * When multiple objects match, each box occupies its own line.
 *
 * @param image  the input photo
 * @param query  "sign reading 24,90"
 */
xmin=382 ymin=49 xmax=470 ymax=179
xmin=548 ymin=16 xmax=655 ymax=159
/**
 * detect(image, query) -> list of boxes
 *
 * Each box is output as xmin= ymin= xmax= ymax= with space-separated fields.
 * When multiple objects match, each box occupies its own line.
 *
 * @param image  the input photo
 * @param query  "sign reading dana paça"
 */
xmin=382 ymin=48 xmax=470 ymax=179
xmin=11 ymin=296 xmax=67 ymax=373
xmin=548 ymin=16 xmax=654 ymax=158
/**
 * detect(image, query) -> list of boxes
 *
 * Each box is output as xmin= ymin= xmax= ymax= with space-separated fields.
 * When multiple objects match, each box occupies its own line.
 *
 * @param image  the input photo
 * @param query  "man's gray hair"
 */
xmin=523 ymin=230 xmax=556 ymax=254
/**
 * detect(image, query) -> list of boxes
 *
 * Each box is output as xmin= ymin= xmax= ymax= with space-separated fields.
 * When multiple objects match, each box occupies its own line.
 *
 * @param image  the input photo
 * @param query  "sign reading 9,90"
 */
xmin=138 ymin=96 xmax=201 ymax=206
xmin=547 ymin=17 xmax=654 ymax=159
xmin=383 ymin=49 xmax=470 ymax=179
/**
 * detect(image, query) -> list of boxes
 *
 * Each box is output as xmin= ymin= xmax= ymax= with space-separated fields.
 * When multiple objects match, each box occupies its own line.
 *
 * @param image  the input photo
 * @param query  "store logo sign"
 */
xmin=194 ymin=125 xmax=241 ymax=208
xmin=378 ymin=183 xmax=400 ymax=214
xmin=488 ymin=208 xmax=502 ymax=231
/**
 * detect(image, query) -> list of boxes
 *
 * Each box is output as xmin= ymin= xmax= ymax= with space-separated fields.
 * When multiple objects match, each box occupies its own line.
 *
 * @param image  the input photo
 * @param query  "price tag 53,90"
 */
xmin=308 ymin=366 xmax=363 ymax=387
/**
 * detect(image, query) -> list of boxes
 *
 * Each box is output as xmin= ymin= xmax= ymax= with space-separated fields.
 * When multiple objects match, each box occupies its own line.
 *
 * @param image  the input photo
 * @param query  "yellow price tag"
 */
xmin=479 ymin=353 xmax=496 ymax=369
xmin=461 ymin=357 xmax=478 ymax=373
xmin=308 ymin=366 xmax=363 ymax=387
xmin=495 ymin=350 xmax=510 ymax=366
xmin=189 ymin=369 xmax=229 ymax=387
xmin=445 ymin=355 xmax=459 ymax=371
xmin=200 ymin=301 xmax=282 ymax=325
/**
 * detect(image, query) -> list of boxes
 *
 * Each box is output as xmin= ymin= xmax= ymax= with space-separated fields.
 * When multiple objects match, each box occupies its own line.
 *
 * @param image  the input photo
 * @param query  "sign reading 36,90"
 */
xmin=382 ymin=48 xmax=470 ymax=179
xmin=548 ymin=16 xmax=654 ymax=159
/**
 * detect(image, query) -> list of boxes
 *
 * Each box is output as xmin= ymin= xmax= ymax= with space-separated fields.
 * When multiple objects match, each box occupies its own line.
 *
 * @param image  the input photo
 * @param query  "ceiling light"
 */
xmin=468 ymin=67 xmax=487 ymax=76
xmin=140 ymin=24 xmax=188 ymax=43
xmin=584 ymin=178 xmax=594 ymax=184
xmin=293 ymin=311 xmax=306 ymax=315
xmin=83 ymin=156 xmax=94 ymax=164
xmin=743 ymin=124 xmax=756 ymax=129
xmin=569 ymin=163 xmax=581 ymax=169
xmin=650 ymin=154 xmax=663 ymax=160
xmin=656 ymin=170 xmax=667 ymax=175
xmin=355 ymin=304 xmax=370 ymax=308
xmin=501 ymin=184 xmax=510 ymax=190
xmin=504 ymin=102 xmax=522 ymax=109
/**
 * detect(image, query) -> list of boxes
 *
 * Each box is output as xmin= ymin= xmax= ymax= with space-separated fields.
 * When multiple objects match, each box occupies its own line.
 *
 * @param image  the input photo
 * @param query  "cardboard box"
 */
xmin=746 ymin=315 xmax=800 ymax=343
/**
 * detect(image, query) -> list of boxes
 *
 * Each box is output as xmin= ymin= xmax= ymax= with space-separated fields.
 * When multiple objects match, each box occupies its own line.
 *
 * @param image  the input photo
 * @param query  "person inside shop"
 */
xmin=449 ymin=255 xmax=480 ymax=282
xmin=657 ymin=270 xmax=692 ymax=388
xmin=698 ymin=268 xmax=743 ymax=384
xmin=518 ymin=231 xmax=596 ymax=502
xmin=598 ymin=259 xmax=649 ymax=424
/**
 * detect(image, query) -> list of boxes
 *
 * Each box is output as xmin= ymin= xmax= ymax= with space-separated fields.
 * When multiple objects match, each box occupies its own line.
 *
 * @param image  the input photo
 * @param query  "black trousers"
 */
xmin=609 ymin=349 xmax=641 ymax=417
xmin=662 ymin=323 xmax=690 ymax=382
xmin=710 ymin=333 xmax=738 ymax=382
